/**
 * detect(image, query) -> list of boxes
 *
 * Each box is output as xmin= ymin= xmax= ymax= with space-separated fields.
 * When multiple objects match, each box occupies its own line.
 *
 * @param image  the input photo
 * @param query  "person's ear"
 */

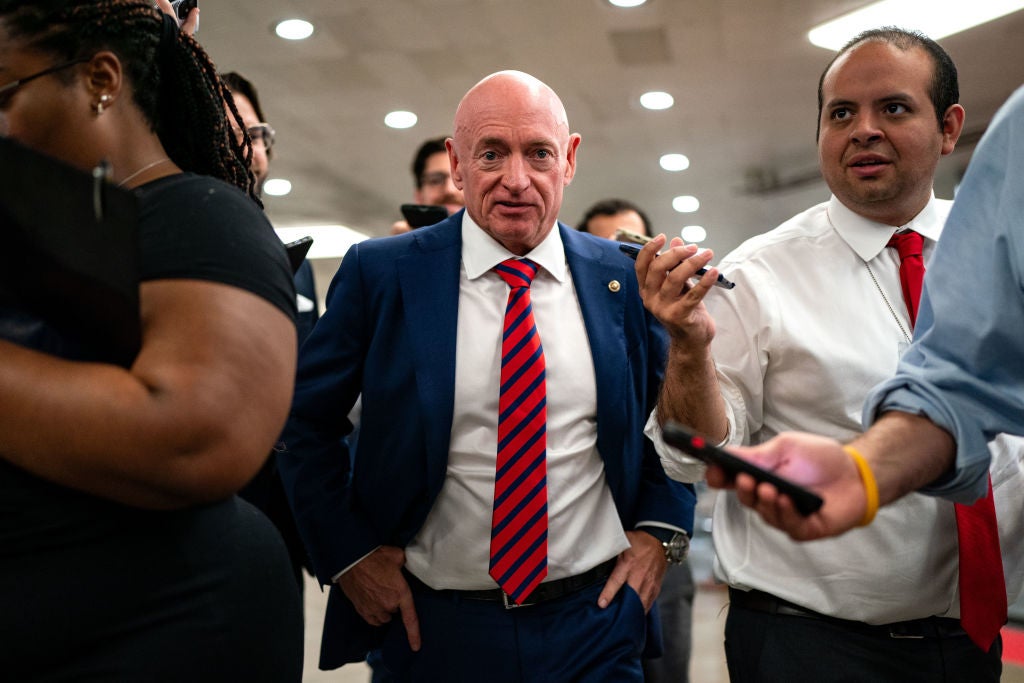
xmin=563 ymin=133 xmax=582 ymax=186
xmin=940 ymin=104 xmax=966 ymax=156
xmin=446 ymin=138 xmax=465 ymax=190
xmin=84 ymin=51 xmax=123 ymax=115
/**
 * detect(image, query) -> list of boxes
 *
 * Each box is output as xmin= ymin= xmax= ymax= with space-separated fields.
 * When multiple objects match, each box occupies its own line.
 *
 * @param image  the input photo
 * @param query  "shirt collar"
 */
xmin=460 ymin=212 xmax=567 ymax=282
xmin=826 ymin=193 xmax=943 ymax=262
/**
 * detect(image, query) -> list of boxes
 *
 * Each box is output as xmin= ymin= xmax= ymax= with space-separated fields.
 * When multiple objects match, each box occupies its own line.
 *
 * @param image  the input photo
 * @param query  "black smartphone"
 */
xmin=401 ymin=203 xmax=449 ymax=229
xmin=172 ymin=0 xmax=198 ymax=23
xmin=284 ymin=236 xmax=313 ymax=274
xmin=662 ymin=421 xmax=823 ymax=516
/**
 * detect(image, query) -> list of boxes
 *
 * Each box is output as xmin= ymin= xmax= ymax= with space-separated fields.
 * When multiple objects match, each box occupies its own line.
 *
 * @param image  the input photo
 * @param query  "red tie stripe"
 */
xmin=490 ymin=258 xmax=548 ymax=604
xmin=889 ymin=231 xmax=1006 ymax=650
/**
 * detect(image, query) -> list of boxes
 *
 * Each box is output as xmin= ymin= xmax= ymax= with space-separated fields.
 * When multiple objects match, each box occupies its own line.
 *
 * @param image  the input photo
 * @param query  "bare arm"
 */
xmin=636 ymin=235 xmax=728 ymax=443
xmin=0 ymin=279 xmax=296 ymax=509
xmin=851 ymin=411 xmax=955 ymax=506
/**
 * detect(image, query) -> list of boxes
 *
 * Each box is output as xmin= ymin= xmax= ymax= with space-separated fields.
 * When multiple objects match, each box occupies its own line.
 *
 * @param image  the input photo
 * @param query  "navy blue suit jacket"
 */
xmin=278 ymin=211 xmax=695 ymax=669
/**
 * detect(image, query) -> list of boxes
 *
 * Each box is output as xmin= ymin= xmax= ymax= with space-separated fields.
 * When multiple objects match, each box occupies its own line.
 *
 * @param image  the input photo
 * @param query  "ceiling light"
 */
xmin=672 ymin=195 xmax=700 ymax=213
xmin=808 ymin=0 xmax=1024 ymax=50
xmin=385 ymin=110 xmax=418 ymax=129
xmin=680 ymin=225 xmax=707 ymax=243
xmin=263 ymin=178 xmax=292 ymax=196
xmin=640 ymin=91 xmax=674 ymax=110
xmin=275 ymin=225 xmax=370 ymax=260
xmin=608 ymin=0 xmax=648 ymax=6
xmin=275 ymin=19 xmax=314 ymax=41
xmin=660 ymin=153 xmax=690 ymax=172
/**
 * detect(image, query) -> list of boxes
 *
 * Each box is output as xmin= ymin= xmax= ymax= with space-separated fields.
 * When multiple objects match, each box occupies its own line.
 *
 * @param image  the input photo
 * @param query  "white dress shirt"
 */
xmin=652 ymin=195 xmax=1024 ymax=623
xmin=404 ymin=215 xmax=630 ymax=590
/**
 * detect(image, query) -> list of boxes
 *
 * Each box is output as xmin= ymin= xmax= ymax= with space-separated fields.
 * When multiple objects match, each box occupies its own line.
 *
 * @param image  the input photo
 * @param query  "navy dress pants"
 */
xmin=377 ymin=578 xmax=647 ymax=682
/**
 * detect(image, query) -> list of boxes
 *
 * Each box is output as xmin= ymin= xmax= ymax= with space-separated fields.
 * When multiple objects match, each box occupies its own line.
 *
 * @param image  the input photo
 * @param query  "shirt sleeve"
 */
xmin=864 ymin=86 xmax=1024 ymax=503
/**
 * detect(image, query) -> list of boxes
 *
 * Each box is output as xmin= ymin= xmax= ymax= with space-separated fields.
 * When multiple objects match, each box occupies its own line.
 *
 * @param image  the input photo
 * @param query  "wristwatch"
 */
xmin=642 ymin=527 xmax=690 ymax=565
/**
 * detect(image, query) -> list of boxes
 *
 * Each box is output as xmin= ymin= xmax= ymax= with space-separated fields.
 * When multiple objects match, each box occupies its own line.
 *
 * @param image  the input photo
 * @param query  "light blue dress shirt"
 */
xmin=865 ymin=85 xmax=1024 ymax=503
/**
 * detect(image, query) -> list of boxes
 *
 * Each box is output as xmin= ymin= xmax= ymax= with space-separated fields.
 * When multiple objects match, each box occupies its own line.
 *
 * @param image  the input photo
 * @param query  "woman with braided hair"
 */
xmin=0 ymin=1 xmax=303 ymax=679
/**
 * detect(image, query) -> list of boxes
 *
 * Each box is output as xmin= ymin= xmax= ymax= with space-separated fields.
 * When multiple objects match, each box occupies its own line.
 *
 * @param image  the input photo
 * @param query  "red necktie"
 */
xmin=887 ymin=231 xmax=925 ymax=327
xmin=489 ymin=258 xmax=548 ymax=604
xmin=889 ymin=231 xmax=1007 ymax=651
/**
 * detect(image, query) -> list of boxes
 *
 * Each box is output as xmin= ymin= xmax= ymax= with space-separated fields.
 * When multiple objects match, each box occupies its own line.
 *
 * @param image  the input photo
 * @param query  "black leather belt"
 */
xmin=728 ymin=588 xmax=968 ymax=639
xmin=408 ymin=559 xmax=616 ymax=609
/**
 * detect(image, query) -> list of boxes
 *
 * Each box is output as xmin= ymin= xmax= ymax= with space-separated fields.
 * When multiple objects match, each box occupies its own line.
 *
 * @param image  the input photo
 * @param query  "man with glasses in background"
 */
xmin=390 ymin=136 xmax=465 ymax=235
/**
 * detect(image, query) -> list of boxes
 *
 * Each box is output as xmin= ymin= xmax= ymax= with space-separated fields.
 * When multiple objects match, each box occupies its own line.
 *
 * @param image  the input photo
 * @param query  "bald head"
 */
xmin=453 ymin=71 xmax=570 ymax=140
xmin=447 ymin=71 xmax=581 ymax=255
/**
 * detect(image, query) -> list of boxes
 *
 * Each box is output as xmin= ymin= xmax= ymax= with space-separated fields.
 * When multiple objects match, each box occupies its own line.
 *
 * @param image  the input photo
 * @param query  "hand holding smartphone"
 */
xmin=662 ymin=421 xmax=823 ymax=515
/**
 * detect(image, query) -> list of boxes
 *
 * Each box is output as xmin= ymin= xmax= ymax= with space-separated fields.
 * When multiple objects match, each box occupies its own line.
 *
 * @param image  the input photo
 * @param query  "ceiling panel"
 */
xmin=194 ymin=0 xmax=1024 ymax=256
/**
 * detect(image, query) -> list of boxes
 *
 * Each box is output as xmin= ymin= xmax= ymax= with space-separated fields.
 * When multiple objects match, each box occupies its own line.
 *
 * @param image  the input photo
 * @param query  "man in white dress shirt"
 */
xmin=636 ymin=27 xmax=1024 ymax=682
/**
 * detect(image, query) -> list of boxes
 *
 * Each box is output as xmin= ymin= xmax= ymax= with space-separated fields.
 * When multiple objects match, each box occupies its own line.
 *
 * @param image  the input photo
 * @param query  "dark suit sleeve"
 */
xmin=277 ymin=244 xmax=378 ymax=584
xmin=634 ymin=311 xmax=697 ymax=535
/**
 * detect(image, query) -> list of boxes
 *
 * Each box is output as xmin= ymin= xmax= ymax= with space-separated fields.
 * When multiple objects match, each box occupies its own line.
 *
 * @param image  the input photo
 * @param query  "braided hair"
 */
xmin=0 ymin=0 xmax=259 ymax=202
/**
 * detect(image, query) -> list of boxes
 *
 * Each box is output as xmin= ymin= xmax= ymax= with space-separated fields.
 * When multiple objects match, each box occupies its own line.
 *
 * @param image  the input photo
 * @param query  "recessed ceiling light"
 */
xmin=672 ymin=195 xmax=700 ymax=213
xmin=640 ymin=91 xmax=674 ymax=110
xmin=660 ymin=153 xmax=690 ymax=172
xmin=808 ymin=0 xmax=1024 ymax=50
xmin=680 ymin=225 xmax=707 ymax=243
xmin=263 ymin=178 xmax=292 ymax=196
xmin=275 ymin=19 xmax=314 ymax=41
xmin=608 ymin=0 xmax=648 ymax=7
xmin=384 ymin=111 xmax=418 ymax=129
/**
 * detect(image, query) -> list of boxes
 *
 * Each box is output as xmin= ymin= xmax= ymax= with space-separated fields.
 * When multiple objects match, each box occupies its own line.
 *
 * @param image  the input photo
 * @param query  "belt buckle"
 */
xmin=502 ymin=591 xmax=535 ymax=609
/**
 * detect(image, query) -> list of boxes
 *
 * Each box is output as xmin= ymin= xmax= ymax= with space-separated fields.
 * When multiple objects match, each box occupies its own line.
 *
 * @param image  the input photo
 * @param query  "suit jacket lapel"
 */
xmin=396 ymin=217 xmax=462 ymax=495
xmin=560 ymin=225 xmax=629 ymax=479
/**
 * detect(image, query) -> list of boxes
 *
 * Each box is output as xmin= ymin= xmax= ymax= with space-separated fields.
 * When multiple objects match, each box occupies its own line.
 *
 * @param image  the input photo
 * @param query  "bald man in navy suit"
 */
xmin=279 ymin=70 xmax=694 ymax=682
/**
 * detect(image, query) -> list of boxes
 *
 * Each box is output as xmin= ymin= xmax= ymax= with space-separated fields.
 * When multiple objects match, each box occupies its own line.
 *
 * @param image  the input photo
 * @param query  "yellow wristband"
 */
xmin=843 ymin=445 xmax=879 ymax=527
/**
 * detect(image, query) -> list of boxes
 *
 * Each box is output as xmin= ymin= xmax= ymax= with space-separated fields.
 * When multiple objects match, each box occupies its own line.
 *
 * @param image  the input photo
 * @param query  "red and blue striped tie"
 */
xmin=489 ymin=258 xmax=548 ymax=604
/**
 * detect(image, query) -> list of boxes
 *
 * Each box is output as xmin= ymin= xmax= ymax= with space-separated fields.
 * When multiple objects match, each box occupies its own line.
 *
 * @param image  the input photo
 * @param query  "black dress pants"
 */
xmin=725 ymin=596 xmax=1002 ymax=683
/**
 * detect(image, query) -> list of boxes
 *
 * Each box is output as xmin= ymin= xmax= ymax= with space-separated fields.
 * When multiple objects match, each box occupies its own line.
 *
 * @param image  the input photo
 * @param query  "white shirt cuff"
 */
xmin=644 ymin=409 xmax=710 ymax=483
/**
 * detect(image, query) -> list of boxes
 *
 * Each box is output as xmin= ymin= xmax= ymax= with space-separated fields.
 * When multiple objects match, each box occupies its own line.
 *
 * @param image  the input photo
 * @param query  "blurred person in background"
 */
xmin=390 ymin=135 xmax=465 ymax=234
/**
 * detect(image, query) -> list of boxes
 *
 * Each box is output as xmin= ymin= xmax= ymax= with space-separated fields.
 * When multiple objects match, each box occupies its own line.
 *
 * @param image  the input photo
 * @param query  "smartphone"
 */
xmin=401 ymin=204 xmax=449 ymax=229
xmin=618 ymin=243 xmax=736 ymax=290
xmin=284 ymin=236 xmax=313 ymax=274
xmin=662 ymin=421 xmax=824 ymax=515
xmin=171 ymin=0 xmax=198 ymax=23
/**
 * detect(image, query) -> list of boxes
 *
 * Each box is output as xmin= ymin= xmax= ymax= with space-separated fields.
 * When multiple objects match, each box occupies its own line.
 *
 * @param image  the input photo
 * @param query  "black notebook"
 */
xmin=0 ymin=137 xmax=141 ymax=367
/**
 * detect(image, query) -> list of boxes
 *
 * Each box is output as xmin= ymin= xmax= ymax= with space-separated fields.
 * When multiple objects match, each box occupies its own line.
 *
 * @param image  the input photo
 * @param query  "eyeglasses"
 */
xmin=0 ymin=58 xmax=89 ymax=108
xmin=420 ymin=171 xmax=452 ymax=188
xmin=235 ymin=123 xmax=275 ymax=150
